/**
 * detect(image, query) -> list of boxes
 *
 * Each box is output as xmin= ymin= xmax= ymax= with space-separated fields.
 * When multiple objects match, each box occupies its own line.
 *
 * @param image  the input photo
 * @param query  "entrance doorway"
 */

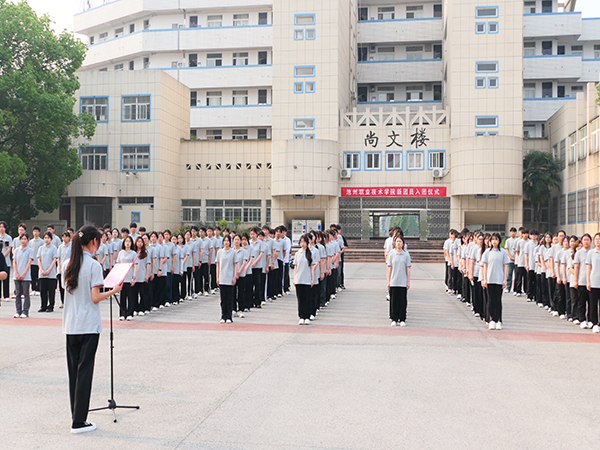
xmin=370 ymin=211 xmax=421 ymax=238
xmin=84 ymin=205 xmax=106 ymax=227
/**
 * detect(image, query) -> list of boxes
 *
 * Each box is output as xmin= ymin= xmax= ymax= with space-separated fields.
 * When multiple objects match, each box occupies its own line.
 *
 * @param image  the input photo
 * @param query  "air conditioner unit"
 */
xmin=432 ymin=168 xmax=443 ymax=178
xmin=370 ymin=45 xmax=376 ymax=52
xmin=149 ymin=204 xmax=155 ymax=210
xmin=340 ymin=169 xmax=352 ymax=179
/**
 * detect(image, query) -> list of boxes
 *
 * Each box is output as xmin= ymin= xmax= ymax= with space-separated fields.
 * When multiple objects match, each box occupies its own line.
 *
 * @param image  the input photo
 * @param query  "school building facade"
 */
xmin=37 ymin=0 xmax=600 ymax=238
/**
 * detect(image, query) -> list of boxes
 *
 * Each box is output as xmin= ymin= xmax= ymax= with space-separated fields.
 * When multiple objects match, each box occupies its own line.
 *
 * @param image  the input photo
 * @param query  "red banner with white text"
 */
xmin=341 ymin=187 xmax=447 ymax=197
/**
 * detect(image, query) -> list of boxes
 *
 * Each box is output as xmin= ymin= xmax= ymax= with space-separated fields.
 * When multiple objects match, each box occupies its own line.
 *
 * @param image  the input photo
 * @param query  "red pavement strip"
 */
xmin=2 ymin=317 xmax=600 ymax=344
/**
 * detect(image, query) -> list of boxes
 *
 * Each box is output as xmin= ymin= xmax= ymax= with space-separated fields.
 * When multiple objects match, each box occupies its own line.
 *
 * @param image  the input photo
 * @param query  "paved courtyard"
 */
xmin=2 ymin=262 xmax=600 ymax=449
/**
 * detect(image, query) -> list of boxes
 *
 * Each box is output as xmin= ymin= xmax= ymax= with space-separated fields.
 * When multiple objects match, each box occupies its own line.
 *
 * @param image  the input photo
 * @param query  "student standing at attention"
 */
xmin=293 ymin=234 xmax=316 ymax=325
xmin=216 ymin=235 xmax=237 ymax=323
xmin=481 ymin=233 xmax=509 ymax=330
xmin=13 ymin=234 xmax=33 ymax=318
xmin=37 ymin=231 xmax=58 ymax=313
xmin=63 ymin=225 xmax=122 ymax=434
xmin=386 ymin=235 xmax=411 ymax=327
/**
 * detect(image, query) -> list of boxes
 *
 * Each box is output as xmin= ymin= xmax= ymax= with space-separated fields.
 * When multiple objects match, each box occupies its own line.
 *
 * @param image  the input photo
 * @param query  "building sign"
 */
xmin=364 ymin=128 xmax=428 ymax=149
xmin=341 ymin=187 xmax=447 ymax=197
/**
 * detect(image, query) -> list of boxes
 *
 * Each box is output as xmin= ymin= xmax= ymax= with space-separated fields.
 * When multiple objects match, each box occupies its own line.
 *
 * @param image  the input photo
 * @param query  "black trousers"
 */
xmin=172 ymin=274 xmax=182 ymax=301
xmin=327 ymin=269 xmax=337 ymax=299
xmin=210 ymin=264 xmax=217 ymax=290
xmin=389 ymin=286 xmax=408 ymax=322
xmin=120 ymin=283 xmax=132 ymax=317
xmin=515 ymin=266 xmax=527 ymax=295
xmin=556 ymin=282 xmax=566 ymax=315
xmin=453 ymin=267 xmax=461 ymax=294
xmin=200 ymin=263 xmax=209 ymax=293
xmin=445 ymin=263 xmax=451 ymax=290
xmin=569 ymin=286 xmax=578 ymax=320
xmin=589 ymin=288 xmax=600 ymax=326
xmin=66 ymin=333 xmax=99 ymax=427
xmin=130 ymin=283 xmax=142 ymax=313
xmin=274 ymin=266 xmax=282 ymax=296
xmin=487 ymin=283 xmax=503 ymax=323
xmin=193 ymin=265 xmax=201 ymax=294
xmin=482 ymin=286 xmax=489 ymax=322
xmin=58 ymin=275 xmax=65 ymax=304
xmin=219 ymin=284 xmax=234 ymax=321
xmin=536 ymin=273 xmax=543 ymax=305
xmin=462 ymin=275 xmax=471 ymax=304
xmin=0 ymin=265 xmax=10 ymax=298
xmin=576 ymin=286 xmax=589 ymax=322
xmin=40 ymin=278 xmax=57 ymax=311
xmin=148 ymin=276 xmax=156 ymax=307
xmin=295 ymin=284 xmax=312 ymax=320
xmin=31 ymin=265 xmax=39 ymax=292
xmin=266 ymin=269 xmax=274 ymax=299
xmin=548 ymin=277 xmax=557 ymax=310
xmin=541 ymin=273 xmax=550 ymax=307
xmin=185 ymin=268 xmax=192 ymax=297
xmin=527 ymin=270 xmax=536 ymax=301
xmin=252 ymin=268 xmax=264 ymax=307
xmin=472 ymin=279 xmax=483 ymax=317
xmin=283 ymin=263 xmax=291 ymax=292
xmin=311 ymin=282 xmax=320 ymax=316
xmin=234 ymin=277 xmax=245 ymax=312
xmin=339 ymin=255 xmax=345 ymax=287
xmin=157 ymin=276 xmax=167 ymax=305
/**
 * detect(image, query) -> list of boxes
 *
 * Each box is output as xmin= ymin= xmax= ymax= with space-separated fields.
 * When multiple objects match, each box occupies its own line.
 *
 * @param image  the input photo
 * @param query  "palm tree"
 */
xmin=522 ymin=150 xmax=561 ymax=228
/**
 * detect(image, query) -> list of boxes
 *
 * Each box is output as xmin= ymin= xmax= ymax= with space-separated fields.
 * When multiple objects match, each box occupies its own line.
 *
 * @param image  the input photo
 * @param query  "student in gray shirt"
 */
xmin=13 ymin=234 xmax=33 ymax=318
xmin=216 ymin=235 xmax=237 ymax=323
xmin=481 ymin=233 xmax=509 ymax=330
xmin=585 ymin=233 xmax=600 ymax=333
xmin=37 ymin=232 xmax=58 ymax=313
xmin=62 ymin=225 xmax=122 ymax=435
xmin=294 ymin=235 xmax=316 ymax=325
xmin=386 ymin=235 xmax=411 ymax=327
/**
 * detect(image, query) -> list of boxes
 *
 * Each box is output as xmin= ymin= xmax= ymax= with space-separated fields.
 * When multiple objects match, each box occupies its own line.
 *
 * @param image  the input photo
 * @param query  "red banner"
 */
xmin=341 ymin=187 xmax=447 ymax=197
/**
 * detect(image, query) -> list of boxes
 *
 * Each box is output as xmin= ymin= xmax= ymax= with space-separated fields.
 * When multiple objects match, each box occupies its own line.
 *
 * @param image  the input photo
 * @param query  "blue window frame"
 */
xmin=560 ymin=194 xmax=566 ymax=225
xmin=475 ymin=6 xmax=498 ymax=18
xmin=578 ymin=189 xmax=587 ymax=223
xmin=305 ymin=134 xmax=315 ymax=139
xmin=305 ymin=81 xmax=315 ymax=93
xmin=121 ymin=95 xmax=151 ymax=122
xmin=293 ymin=118 xmax=315 ymax=130
xmin=306 ymin=29 xmax=316 ymax=40
xmin=294 ymin=14 xmax=315 ymax=25
xmin=344 ymin=151 xmax=361 ymax=170
xmin=475 ymin=115 xmax=498 ymax=128
xmin=79 ymin=145 xmax=108 ymax=170
xmin=475 ymin=22 xmax=486 ymax=34
xmin=294 ymin=82 xmax=304 ymax=93
xmin=120 ymin=145 xmax=150 ymax=172
xmin=131 ymin=212 xmax=141 ymax=223
xmin=294 ymin=29 xmax=304 ymax=40
xmin=475 ymin=77 xmax=486 ymax=89
xmin=80 ymin=96 xmax=109 ymax=122
xmin=488 ymin=22 xmax=498 ymax=33
xmin=385 ymin=151 xmax=403 ymax=171
xmin=364 ymin=151 xmax=382 ymax=171
xmin=406 ymin=150 xmax=425 ymax=171
xmin=293 ymin=134 xmax=304 ymax=139
xmin=294 ymin=65 xmax=315 ymax=77
xmin=475 ymin=61 xmax=498 ymax=73
xmin=488 ymin=77 xmax=499 ymax=88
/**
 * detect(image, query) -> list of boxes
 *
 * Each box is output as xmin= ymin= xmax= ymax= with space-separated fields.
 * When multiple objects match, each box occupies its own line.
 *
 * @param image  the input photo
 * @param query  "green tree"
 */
xmin=0 ymin=0 xmax=95 ymax=231
xmin=523 ymin=150 xmax=561 ymax=227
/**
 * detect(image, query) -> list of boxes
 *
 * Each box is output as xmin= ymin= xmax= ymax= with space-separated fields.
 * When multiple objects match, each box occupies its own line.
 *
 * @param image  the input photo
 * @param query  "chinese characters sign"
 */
xmin=364 ymin=128 xmax=428 ymax=149
xmin=341 ymin=187 xmax=447 ymax=197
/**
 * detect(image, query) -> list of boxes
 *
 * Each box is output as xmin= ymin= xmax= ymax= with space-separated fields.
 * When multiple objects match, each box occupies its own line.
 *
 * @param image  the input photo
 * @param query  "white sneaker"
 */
xmin=126 ymin=316 xmax=133 ymax=321
xmin=552 ymin=311 xmax=558 ymax=317
xmin=304 ymin=319 xmax=310 ymax=325
xmin=226 ymin=319 xmax=232 ymax=324
xmin=159 ymin=305 xmax=164 ymax=309
xmin=580 ymin=321 xmax=588 ymax=329
xmin=400 ymin=321 xmax=406 ymax=327
xmin=192 ymin=293 xmax=198 ymax=299
xmin=119 ymin=316 xmax=125 ymax=321
xmin=504 ymin=289 xmax=510 ymax=293
xmin=516 ymin=293 xmax=521 ymax=297
xmin=261 ymin=301 xmax=266 ymax=306
xmin=13 ymin=313 xmax=19 ymax=318
xmin=593 ymin=325 xmax=600 ymax=334
xmin=587 ymin=322 xmax=594 ymax=329
xmin=309 ymin=315 xmax=315 ymax=321
xmin=513 ymin=292 xmax=517 ymax=296
xmin=544 ymin=305 xmax=549 ymax=310
xmin=559 ymin=314 xmax=566 ymax=320
xmin=315 ymin=310 xmax=319 ymax=316
xmin=220 ymin=319 xmax=225 ymax=324
xmin=165 ymin=302 xmax=171 ymax=307
xmin=537 ymin=303 xmax=544 ymax=308
xmin=205 ymin=291 xmax=209 ymax=297
xmin=474 ymin=313 xmax=480 ymax=318
xmin=211 ymin=289 xmax=216 ymax=295
xmin=391 ymin=321 xmax=397 ymax=327
xmin=238 ymin=312 xmax=244 ymax=318
xmin=71 ymin=421 xmax=96 ymax=434
xmin=20 ymin=313 xmax=28 ymax=318
xmin=138 ymin=311 xmax=145 ymax=316
xmin=299 ymin=319 xmax=304 ymax=325
xmin=151 ymin=307 xmax=158 ymax=312
xmin=277 ymin=294 xmax=282 ymax=297
xmin=457 ymin=294 xmax=462 ymax=300
xmin=573 ymin=319 xmax=581 ymax=325
xmin=489 ymin=321 xmax=496 ymax=330
xmin=386 ymin=294 xmax=390 ymax=301
xmin=496 ymin=322 xmax=502 ymax=330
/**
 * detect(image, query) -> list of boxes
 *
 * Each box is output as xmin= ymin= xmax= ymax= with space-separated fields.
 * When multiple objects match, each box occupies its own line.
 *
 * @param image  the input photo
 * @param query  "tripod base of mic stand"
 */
xmin=90 ymin=399 xmax=140 ymax=423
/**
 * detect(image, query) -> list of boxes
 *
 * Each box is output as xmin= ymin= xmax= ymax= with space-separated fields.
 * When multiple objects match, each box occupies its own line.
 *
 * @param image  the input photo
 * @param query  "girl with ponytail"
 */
xmin=63 ymin=225 xmax=122 ymax=435
xmin=293 ymin=234 xmax=316 ymax=325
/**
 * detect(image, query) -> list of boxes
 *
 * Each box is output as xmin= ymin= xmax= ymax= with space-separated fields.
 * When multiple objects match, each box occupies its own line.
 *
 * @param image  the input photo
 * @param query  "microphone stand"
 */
xmin=89 ymin=293 xmax=139 ymax=422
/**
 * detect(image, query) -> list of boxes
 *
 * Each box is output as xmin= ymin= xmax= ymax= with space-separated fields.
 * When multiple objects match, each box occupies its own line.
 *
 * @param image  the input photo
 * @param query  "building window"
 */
xmin=407 ymin=151 xmax=423 ymax=170
xmin=542 ymin=0 xmax=552 ymax=13
xmin=207 ymin=53 xmax=222 ymax=67
xmin=434 ymin=4 xmax=443 ymax=17
xmin=294 ymin=29 xmax=304 ymax=40
xmin=476 ymin=61 xmax=498 ymax=72
xmin=121 ymin=145 xmax=150 ymax=171
xmin=295 ymin=14 xmax=315 ymax=25
xmin=207 ymin=15 xmax=222 ymax=27
xmin=377 ymin=47 xmax=395 ymax=61
xmin=190 ymin=129 xmax=197 ymax=140
xmin=578 ymin=191 xmax=587 ymax=223
xmin=345 ymin=152 xmax=360 ymax=170
xmin=524 ymin=124 xmax=536 ymax=138
xmin=429 ymin=151 xmax=445 ymax=169
xmin=99 ymin=32 xmax=108 ymax=41
xmin=378 ymin=86 xmax=394 ymax=102
xmin=406 ymin=5 xmax=423 ymax=19
xmin=122 ymin=95 xmax=150 ymax=121
xmin=232 ymin=129 xmax=248 ymax=140
xmin=306 ymin=29 xmax=316 ymax=40
xmin=294 ymin=119 xmax=315 ymax=130
xmin=294 ymin=66 xmax=315 ymax=77
xmin=476 ymin=77 xmax=486 ymax=88
xmin=378 ymin=6 xmax=394 ymax=20
xmin=233 ymin=14 xmax=249 ymax=26
xmin=541 ymin=41 xmax=552 ymax=55
xmin=182 ymin=200 xmax=202 ymax=222
xmin=143 ymin=57 xmax=149 ymax=69
xmin=305 ymin=82 xmax=315 ymax=93
xmin=258 ymin=89 xmax=268 ymax=104
xmin=207 ymin=129 xmax=222 ymax=140
xmin=190 ymin=91 xmax=197 ymax=107
xmin=189 ymin=16 xmax=198 ymax=28
xmin=591 ymin=119 xmax=599 ymax=154
xmin=233 ymin=52 xmax=249 ymax=66
xmin=258 ymin=128 xmax=268 ymax=139
xmin=294 ymin=82 xmax=304 ymax=93
xmin=488 ymin=77 xmax=498 ymax=88
xmin=258 ymin=51 xmax=268 ymax=65
xmin=542 ymin=81 xmax=553 ymax=98
xmin=559 ymin=139 xmax=566 ymax=168
xmin=433 ymin=44 xmax=442 ymax=59
xmin=266 ymin=200 xmax=271 ymax=224
xmin=559 ymin=195 xmax=566 ymax=225
xmin=488 ymin=22 xmax=498 ymax=33
xmin=589 ymin=187 xmax=599 ymax=222
xmin=80 ymin=146 xmax=108 ymax=170
xmin=476 ymin=22 xmax=486 ymax=33
xmin=406 ymin=85 xmax=423 ymax=101
xmin=90 ymin=36 xmax=95 ymax=45
xmin=232 ymin=90 xmax=248 ymax=105
xmin=206 ymin=200 xmax=261 ymax=223
xmin=476 ymin=116 xmax=498 ymax=127
xmin=386 ymin=152 xmax=402 ymax=170
xmin=475 ymin=7 xmax=498 ymax=18
xmin=81 ymin=97 xmax=108 ymax=122
xmin=131 ymin=212 xmax=141 ymax=223
xmin=568 ymin=193 xmax=577 ymax=223
xmin=294 ymin=134 xmax=303 ymax=139
xmin=305 ymin=134 xmax=315 ymax=139
xmin=189 ymin=53 xmax=197 ymax=67
xmin=524 ymin=1 xmax=536 ymax=14
xmin=523 ymin=82 xmax=535 ymax=98
xmin=207 ymin=91 xmax=222 ymax=106
xmin=143 ymin=19 xmax=149 ymax=30
xmin=579 ymin=125 xmax=587 ymax=159
xmin=571 ymin=45 xmax=583 ymax=55
xmin=594 ymin=45 xmax=600 ymax=59
xmin=129 ymin=60 xmax=134 ymax=70
xmin=359 ymin=7 xmax=369 ymax=21
xmin=259 ymin=12 xmax=268 ymax=25
xmin=365 ymin=152 xmax=381 ymax=170
xmin=406 ymin=45 xmax=423 ymax=60
xmin=569 ymin=133 xmax=577 ymax=164
xmin=551 ymin=196 xmax=558 ymax=226
xmin=524 ymin=41 xmax=535 ymax=56
xmin=99 ymin=67 xmax=108 ymax=72
xmin=114 ymin=63 xmax=123 ymax=71
xmin=434 ymin=84 xmax=442 ymax=101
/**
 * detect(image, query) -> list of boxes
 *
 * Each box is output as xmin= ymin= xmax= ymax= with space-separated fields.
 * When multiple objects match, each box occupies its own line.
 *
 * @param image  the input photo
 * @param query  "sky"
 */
xmin=14 ymin=0 xmax=600 ymax=35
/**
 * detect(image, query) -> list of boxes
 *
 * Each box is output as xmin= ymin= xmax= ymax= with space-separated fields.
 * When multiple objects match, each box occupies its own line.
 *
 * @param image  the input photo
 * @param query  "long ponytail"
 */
xmin=299 ymin=234 xmax=312 ymax=266
xmin=65 ymin=225 xmax=101 ymax=294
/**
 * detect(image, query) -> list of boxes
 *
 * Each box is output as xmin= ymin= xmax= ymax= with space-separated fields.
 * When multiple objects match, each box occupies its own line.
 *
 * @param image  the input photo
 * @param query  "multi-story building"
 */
xmin=41 ymin=0 xmax=600 ymax=238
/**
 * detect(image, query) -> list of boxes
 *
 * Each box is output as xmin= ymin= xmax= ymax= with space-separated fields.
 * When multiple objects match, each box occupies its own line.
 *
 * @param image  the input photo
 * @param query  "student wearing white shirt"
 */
xmin=207 ymin=227 xmax=218 ymax=294
xmin=315 ymin=231 xmax=328 ymax=309
xmin=163 ymin=230 xmax=175 ymax=306
xmin=173 ymin=234 xmax=187 ymax=303
xmin=46 ymin=224 xmax=62 ymax=250
xmin=504 ymin=227 xmax=517 ymax=293
xmin=585 ymin=232 xmax=600 ymax=333
xmin=307 ymin=232 xmax=321 ymax=321
xmin=386 ymin=235 xmax=411 ymax=327
xmin=573 ymin=233 xmax=591 ymax=328
xmin=443 ymin=230 xmax=454 ymax=293
xmin=294 ymin=234 xmax=317 ymax=325
xmin=216 ymin=235 xmax=237 ymax=323
xmin=539 ymin=233 xmax=553 ymax=309
xmin=63 ymin=225 xmax=122 ymax=434
xmin=481 ymin=233 xmax=509 ymax=330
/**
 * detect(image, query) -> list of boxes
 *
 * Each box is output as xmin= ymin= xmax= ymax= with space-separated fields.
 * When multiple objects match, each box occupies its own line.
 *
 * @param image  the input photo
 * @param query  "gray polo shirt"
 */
xmin=574 ymin=248 xmax=589 ymax=286
xmin=37 ymin=244 xmax=58 ymax=279
xmin=117 ymin=249 xmax=136 ymax=282
xmin=13 ymin=246 xmax=33 ymax=281
xmin=481 ymin=247 xmax=509 ymax=285
xmin=386 ymin=249 xmax=411 ymax=287
xmin=216 ymin=247 xmax=236 ymax=285
xmin=58 ymin=242 xmax=72 ymax=274
xmin=235 ymin=247 xmax=247 ymax=278
xmin=135 ymin=254 xmax=150 ymax=282
xmin=62 ymin=252 xmax=104 ymax=335
xmin=311 ymin=246 xmax=321 ymax=280
xmin=585 ymin=248 xmax=600 ymax=289
xmin=293 ymin=249 xmax=313 ymax=285
xmin=29 ymin=237 xmax=43 ymax=266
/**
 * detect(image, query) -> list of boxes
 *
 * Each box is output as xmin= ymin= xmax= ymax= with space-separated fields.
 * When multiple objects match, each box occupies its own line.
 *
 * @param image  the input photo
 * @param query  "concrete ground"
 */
xmin=1 ymin=262 xmax=600 ymax=449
